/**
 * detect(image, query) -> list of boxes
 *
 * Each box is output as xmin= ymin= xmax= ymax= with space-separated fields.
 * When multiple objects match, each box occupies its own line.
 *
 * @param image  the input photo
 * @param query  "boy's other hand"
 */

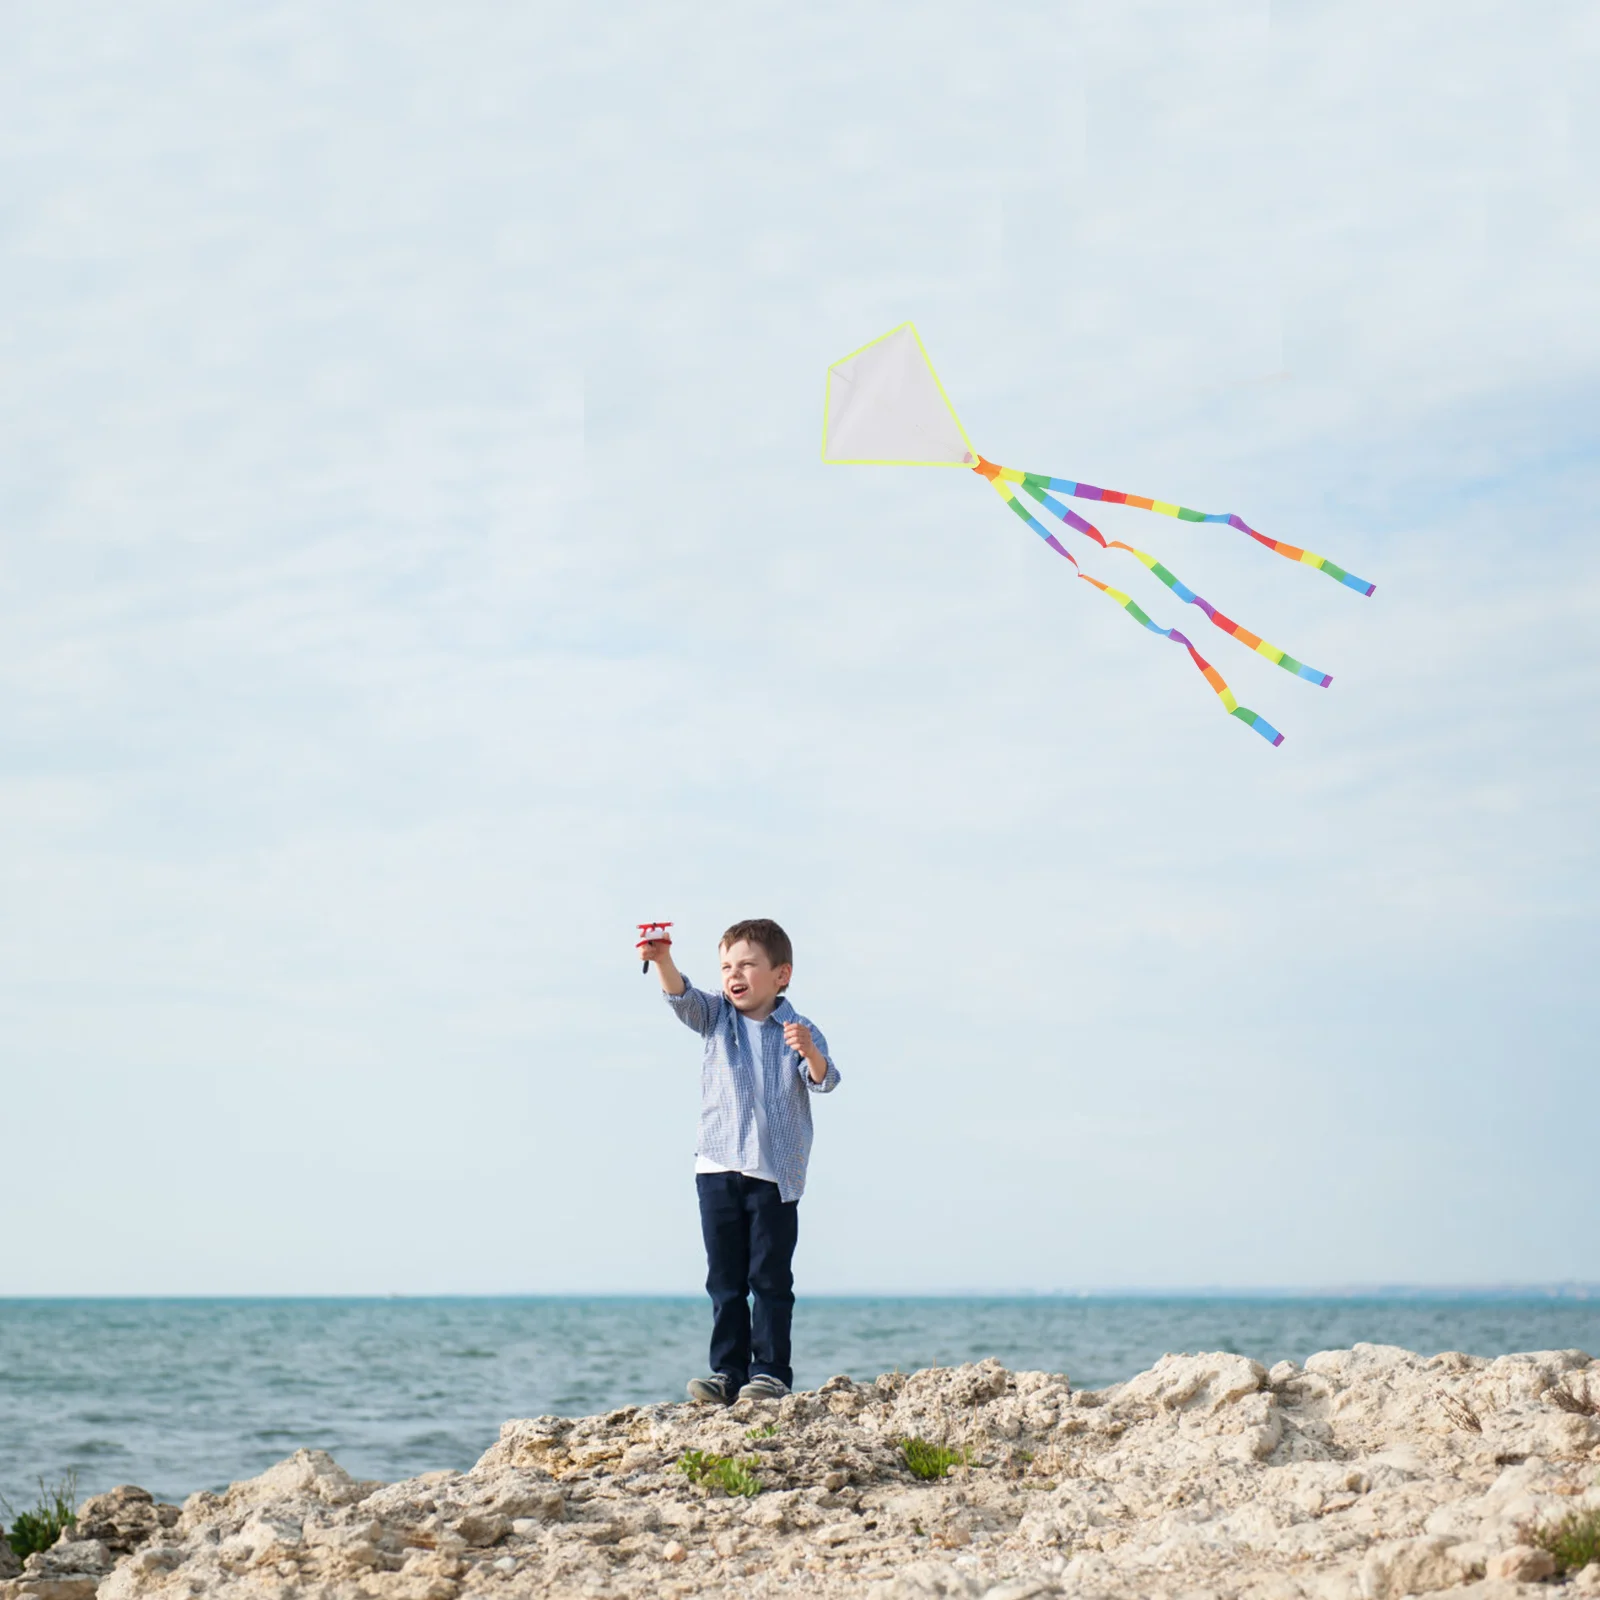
xmin=784 ymin=1021 xmax=828 ymax=1083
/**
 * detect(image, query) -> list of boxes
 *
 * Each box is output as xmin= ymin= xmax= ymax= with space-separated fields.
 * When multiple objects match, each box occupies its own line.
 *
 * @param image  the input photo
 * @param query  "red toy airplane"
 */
xmin=637 ymin=921 xmax=673 ymax=974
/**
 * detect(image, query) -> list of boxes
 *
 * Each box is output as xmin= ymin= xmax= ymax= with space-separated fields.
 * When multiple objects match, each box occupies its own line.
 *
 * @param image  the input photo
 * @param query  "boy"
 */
xmin=638 ymin=918 xmax=840 ymax=1404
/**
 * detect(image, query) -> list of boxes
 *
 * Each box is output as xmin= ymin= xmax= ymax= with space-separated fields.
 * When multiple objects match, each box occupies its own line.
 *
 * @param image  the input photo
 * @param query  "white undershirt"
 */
xmin=695 ymin=1009 xmax=778 ymax=1181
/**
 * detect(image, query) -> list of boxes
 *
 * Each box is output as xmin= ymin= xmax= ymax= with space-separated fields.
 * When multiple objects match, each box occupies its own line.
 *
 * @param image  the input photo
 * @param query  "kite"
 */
xmin=820 ymin=322 xmax=1374 ymax=746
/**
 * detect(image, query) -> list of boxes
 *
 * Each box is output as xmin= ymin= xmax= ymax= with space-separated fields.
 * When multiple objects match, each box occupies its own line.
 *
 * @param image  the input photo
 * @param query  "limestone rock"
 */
xmin=864 ymin=1558 xmax=984 ymax=1596
xmin=31 ymin=1343 xmax=1600 ymax=1599
xmin=228 ymin=1447 xmax=371 ymax=1509
xmin=453 ymin=1510 xmax=509 ymax=1547
xmin=26 ymin=1543 xmax=111 ymax=1577
xmin=68 ymin=1487 xmax=179 ymax=1554
xmin=1360 ymin=1535 xmax=1475 ymax=1598
xmin=1485 ymin=1542 xmax=1556 ymax=1580
xmin=4 ymin=1581 xmax=99 ymax=1600
xmin=0 ymin=1539 xmax=112 ymax=1600
xmin=1115 ymin=1350 xmax=1268 ymax=1416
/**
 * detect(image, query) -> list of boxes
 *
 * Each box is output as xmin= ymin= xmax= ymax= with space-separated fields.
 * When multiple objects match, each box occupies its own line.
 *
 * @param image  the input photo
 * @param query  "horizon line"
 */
xmin=2 ymin=1283 xmax=1596 ymax=1302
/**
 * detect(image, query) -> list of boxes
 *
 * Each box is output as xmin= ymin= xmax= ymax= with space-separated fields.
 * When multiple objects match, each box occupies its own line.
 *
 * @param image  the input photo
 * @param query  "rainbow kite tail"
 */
xmin=1078 ymin=574 xmax=1284 ymax=747
xmin=981 ymin=471 xmax=1081 ymax=568
xmin=1017 ymin=468 xmax=1375 ymax=597
xmin=975 ymin=467 xmax=1285 ymax=746
xmin=1002 ymin=470 xmax=1333 ymax=687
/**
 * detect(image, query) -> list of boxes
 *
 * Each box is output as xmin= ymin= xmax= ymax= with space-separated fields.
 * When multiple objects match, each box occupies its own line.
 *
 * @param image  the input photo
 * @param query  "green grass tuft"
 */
xmin=745 ymin=1423 xmax=779 ymax=1441
xmin=1 ymin=1473 xmax=78 ymax=1563
xmin=677 ymin=1449 xmax=761 ymax=1498
xmin=1530 ymin=1506 xmax=1600 ymax=1573
xmin=899 ymin=1438 xmax=969 ymax=1480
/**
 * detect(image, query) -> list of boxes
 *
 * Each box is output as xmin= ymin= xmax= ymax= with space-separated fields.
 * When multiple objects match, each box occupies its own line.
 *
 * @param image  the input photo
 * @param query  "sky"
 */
xmin=0 ymin=0 xmax=1595 ymax=1295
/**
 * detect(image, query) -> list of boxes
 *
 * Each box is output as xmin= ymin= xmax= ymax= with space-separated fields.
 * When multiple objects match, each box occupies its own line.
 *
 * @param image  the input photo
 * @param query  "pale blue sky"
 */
xmin=1 ymin=1 xmax=1595 ymax=1294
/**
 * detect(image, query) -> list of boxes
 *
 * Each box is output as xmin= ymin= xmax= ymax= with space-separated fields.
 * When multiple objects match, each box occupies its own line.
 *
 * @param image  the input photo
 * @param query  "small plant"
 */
xmin=745 ymin=1422 xmax=779 ymax=1441
xmin=899 ymin=1437 xmax=970 ymax=1481
xmin=1547 ymin=1381 xmax=1600 ymax=1419
xmin=1 ymin=1473 xmax=78 ymax=1562
xmin=677 ymin=1449 xmax=761 ymax=1498
xmin=714 ymin=1457 xmax=761 ymax=1497
xmin=1434 ymin=1390 xmax=1483 ymax=1434
xmin=1530 ymin=1506 xmax=1600 ymax=1574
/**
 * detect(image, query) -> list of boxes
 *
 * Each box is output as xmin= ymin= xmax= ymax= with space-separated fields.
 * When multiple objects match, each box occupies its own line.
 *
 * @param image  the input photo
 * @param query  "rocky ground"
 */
xmin=5 ymin=1343 xmax=1599 ymax=1600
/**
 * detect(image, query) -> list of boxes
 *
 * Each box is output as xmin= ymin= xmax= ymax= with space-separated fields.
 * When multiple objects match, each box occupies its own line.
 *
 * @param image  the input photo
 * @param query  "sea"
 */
xmin=2 ymin=1296 xmax=1595 ymax=1512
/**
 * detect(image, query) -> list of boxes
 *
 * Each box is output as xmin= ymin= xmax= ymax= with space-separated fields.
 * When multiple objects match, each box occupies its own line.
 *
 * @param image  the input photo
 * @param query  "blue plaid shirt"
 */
xmin=666 ymin=977 xmax=840 ymax=1202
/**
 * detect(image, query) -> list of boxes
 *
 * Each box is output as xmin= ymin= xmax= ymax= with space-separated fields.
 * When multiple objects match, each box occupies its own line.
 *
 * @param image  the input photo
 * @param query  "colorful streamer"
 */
xmin=980 ymin=471 xmax=1285 ymax=747
xmin=1019 ymin=469 xmax=1376 ymax=597
xmin=977 ymin=462 xmax=1334 ymax=688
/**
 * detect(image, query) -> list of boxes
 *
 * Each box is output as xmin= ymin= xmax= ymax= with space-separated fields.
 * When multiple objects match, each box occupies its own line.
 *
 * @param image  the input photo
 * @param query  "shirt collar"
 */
xmin=733 ymin=995 xmax=795 ymax=1025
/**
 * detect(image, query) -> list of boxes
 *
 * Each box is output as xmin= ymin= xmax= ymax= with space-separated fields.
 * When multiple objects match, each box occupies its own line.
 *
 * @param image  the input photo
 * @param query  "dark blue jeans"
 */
xmin=695 ymin=1171 xmax=799 ymax=1391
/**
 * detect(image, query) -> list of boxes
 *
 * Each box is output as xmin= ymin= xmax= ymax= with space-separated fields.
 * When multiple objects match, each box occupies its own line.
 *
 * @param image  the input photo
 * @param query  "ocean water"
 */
xmin=1 ymin=1296 xmax=1595 ymax=1510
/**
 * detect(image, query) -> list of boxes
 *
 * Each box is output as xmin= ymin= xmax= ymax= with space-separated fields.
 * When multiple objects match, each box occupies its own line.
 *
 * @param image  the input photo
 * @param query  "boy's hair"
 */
xmin=720 ymin=919 xmax=793 ymax=987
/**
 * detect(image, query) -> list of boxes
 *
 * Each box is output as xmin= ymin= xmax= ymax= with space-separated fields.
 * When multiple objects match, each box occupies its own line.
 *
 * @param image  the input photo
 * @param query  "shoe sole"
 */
xmin=686 ymin=1382 xmax=730 ymax=1405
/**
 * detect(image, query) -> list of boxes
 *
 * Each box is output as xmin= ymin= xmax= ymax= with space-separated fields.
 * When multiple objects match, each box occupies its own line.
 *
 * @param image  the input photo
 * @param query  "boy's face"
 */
xmin=720 ymin=939 xmax=791 ymax=1013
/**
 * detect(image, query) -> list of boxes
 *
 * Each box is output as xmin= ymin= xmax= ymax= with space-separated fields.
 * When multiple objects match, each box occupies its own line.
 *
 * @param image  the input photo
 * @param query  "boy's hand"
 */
xmin=783 ymin=1021 xmax=828 ymax=1083
xmin=637 ymin=935 xmax=686 ymax=997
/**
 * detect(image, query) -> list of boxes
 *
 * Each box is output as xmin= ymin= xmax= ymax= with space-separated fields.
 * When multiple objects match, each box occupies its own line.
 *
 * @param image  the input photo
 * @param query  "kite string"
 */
xmin=985 ymin=461 xmax=1375 ymax=597
xmin=979 ymin=472 xmax=1284 ymax=747
xmin=1004 ymin=470 xmax=1333 ymax=689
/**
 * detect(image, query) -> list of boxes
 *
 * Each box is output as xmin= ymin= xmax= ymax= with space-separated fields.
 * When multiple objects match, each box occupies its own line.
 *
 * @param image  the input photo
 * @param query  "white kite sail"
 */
xmin=820 ymin=322 xmax=975 ymax=466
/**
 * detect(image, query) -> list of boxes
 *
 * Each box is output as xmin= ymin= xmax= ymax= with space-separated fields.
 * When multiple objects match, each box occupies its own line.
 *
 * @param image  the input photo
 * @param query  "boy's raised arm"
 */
xmin=639 ymin=936 xmax=686 ymax=997
xmin=639 ymin=937 xmax=722 ymax=1036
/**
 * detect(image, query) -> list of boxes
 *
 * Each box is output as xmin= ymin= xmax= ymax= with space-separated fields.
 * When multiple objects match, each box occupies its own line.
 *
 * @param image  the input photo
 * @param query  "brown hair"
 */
xmin=720 ymin=918 xmax=793 ymax=986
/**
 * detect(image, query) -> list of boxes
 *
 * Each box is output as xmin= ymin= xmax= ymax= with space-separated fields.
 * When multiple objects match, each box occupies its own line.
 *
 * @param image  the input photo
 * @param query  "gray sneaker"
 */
xmin=738 ymin=1374 xmax=790 ymax=1402
xmin=686 ymin=1373 xmax=734 ymax=1405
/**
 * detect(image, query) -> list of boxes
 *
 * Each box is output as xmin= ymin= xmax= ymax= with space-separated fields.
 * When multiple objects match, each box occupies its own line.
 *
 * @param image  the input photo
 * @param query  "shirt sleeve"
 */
xmin=663 ymin=974 xmax=724 ymax=1037
xmin=794 ymin=1020 xmax=840 ymax=1094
